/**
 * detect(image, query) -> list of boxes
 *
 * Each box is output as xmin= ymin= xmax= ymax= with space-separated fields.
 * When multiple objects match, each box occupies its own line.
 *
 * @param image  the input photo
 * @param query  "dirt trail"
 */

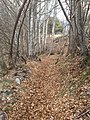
xmin=8 ymin=54 xmax=65 ymax=120
xmin=29 ymin=55 xmax=61 ymax=99
xmin=8 ymin=54 xmax=90 ymax=120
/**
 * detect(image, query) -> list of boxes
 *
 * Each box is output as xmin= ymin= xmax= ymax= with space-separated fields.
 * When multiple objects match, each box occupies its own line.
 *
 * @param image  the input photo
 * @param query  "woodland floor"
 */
xmin=0 ymin=38 xmax=90 ymax=120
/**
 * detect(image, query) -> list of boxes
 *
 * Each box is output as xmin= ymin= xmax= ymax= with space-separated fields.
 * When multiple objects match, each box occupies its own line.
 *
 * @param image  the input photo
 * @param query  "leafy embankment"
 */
xmin=0 ymin=54 xmax=90 ymax=120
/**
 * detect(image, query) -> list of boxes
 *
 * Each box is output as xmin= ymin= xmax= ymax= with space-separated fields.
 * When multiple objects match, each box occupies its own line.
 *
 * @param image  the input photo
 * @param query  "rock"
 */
xmin=0 ymin=111 xmax=7 ymax=120
xmin=4 ymin=89 xmax=12 ymax=96
xmin=13 ymin=65 xmax=31 ymax=83
xmin=15 ymin=77 xmax=21 ymax=84
xmin=50 ymin=115 xmax=54 ymax=120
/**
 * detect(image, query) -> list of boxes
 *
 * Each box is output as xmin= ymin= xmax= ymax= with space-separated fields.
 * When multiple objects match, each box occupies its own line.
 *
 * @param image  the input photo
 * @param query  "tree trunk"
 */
xmin=50 ymin=0 xmax=57 ymax=54
xmin=42 ymin=1 xmax=49 ymax=52
xmin=10 ymin=0 xmax=28 ymax=60
xmin=68 ymin=0 xmax=77 ymax=55
xmin=28 ymin=1 xmax=34 ymax=57
xmin=37 ymin=0 xmax=41 ymax=53
xmin=76 ymin=1 xmax=88 ymax=56
xmin=33 ymin=0 xmax=39 ymax=55
xmin=0 ymin=50 xmax=8 ymax=77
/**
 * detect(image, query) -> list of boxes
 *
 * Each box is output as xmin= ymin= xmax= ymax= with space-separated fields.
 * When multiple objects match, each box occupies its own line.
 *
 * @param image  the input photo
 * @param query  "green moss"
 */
xmin=0 ymin=79 xmax=14 ymax=91
xmin=4 ymin=79 xmax=13 ymax=84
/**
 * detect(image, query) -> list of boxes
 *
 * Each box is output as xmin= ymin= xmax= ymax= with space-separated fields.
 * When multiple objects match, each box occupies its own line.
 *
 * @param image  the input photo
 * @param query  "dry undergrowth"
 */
xmin=1 ymin=54 xmax=89 ymax=120
xmin=0 ymin=37 xmax=90 ymax=120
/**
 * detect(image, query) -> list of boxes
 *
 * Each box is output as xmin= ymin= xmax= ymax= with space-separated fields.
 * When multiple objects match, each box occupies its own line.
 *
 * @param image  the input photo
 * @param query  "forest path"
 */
xmin=26 ymin=54 xmax=63 ymax=119
xmin=8 ymin=54 xmax=67 ymax=120
xmin=8 ymin=54 xmax=90 ymax=120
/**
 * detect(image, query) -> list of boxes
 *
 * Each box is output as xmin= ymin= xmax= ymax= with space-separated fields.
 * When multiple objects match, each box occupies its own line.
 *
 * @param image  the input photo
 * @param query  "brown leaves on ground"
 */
xmin=2 ymin=54 xmax=90 ymax=120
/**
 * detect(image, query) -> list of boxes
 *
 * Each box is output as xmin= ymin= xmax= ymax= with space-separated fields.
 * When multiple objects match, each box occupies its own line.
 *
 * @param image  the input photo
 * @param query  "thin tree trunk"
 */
xmin=42 ymin=1 xmax=49 ymax=52
xmin=33 ymin=0 xmax=39 ymax=55
xmin=50 ymin=0 xmax=57 ymax=54
xmin=76 ymin=1 xmax=88 ymax=56
xmin=0 ymin=50 xmax=8 ymax=76
xmin=29 ymin=0 xmax=34 ymax=57
xmin=16 ymin=0 xmax=31 ymax=60
xmin=28 ymin=4 xmax=31 ymax=56
xmin=37 ymin=0 xmax=41 ymax=54
xmin=58 ymin=0 xmax=72 ymax=28
xmin=68 ymin=0 xmax=77 ymax=55
xmin=10 ymin=0 xmax=28 ymax=61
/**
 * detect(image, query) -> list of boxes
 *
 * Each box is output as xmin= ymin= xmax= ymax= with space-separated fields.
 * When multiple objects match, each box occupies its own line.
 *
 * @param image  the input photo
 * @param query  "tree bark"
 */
xmin=50 ymin=0 xmax=57 ymax=54
xmin=10 ymin=0 xmax=28 ymax=61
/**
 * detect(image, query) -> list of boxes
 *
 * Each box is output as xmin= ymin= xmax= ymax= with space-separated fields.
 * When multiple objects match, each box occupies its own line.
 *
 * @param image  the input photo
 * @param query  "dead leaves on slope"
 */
xmin=1 ymin=55 xmax=90 ymax=120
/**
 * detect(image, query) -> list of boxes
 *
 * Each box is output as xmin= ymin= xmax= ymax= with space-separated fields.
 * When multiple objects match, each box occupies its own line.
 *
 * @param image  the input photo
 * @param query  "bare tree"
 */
xmin=58 ymin=0 xmax=89 ymax=56
xmin=50 ymin=0 xmax=58 ymax=54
